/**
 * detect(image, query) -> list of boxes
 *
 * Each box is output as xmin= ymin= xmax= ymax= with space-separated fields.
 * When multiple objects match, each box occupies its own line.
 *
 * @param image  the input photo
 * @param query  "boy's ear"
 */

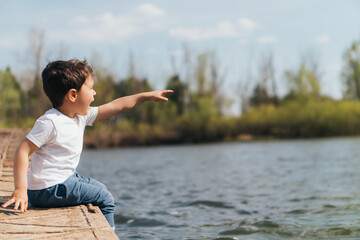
xmin=66 ymin=89 xmax=77 ymax=103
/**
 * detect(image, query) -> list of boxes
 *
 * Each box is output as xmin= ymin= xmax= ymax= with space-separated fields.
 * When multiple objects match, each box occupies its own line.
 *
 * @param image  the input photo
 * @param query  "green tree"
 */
xmin=176 ymin=96 xmax=225 ymax=142
xmin=195 ymin=52 xmax=209 ymax=97
xmin=284 ymin=62 xmax=321 ymax=101
xmin=250 ymin=53 xmax=278 ymax=107
xmin=92 ymin=69 xmax=116 ymax=107
xmin=166 ymin=75 xmax=187 ymax=115
xmin=115 ymin=76 xmax=153 ymax=123
xmin=191 ymin=51 xmax=229 ymax=114
xmin=26 ymin=74 xmax=51 ymax=118
xmin=342 ymin=40 xmax=360 ymax=100
xmin=89 ymin=51 xmax=117 ymax=106
xmin=0 ymin=68 xmax=24 ymax=123
xmin=249 ymin=84 xmax=272 ymax=106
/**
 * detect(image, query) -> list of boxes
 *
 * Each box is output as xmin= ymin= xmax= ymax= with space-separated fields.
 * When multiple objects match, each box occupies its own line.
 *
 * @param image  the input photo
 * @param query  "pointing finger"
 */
xmin=2 ymin=198 xmax=15 ymax=208
xmin=160 ymin=90 xmax=173 ymax=96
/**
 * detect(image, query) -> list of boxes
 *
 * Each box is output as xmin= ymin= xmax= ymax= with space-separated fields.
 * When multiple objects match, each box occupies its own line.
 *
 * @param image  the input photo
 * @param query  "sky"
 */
xmin=1 ymin=0 xmax=359 ymax=114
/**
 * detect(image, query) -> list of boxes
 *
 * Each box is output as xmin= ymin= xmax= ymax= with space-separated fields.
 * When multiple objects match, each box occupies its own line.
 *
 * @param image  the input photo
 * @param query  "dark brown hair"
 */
xmin=41 ymin=59 xmax=94 ymax=108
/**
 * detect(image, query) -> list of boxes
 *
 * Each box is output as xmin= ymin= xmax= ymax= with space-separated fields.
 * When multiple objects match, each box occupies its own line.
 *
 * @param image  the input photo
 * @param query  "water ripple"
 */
xmin=183 ymin=200 xmax=235 ymax=209
xmin=115 ymin=215 xmax=167 ymax=227
xmin=79 ymin=137 xmax=360 ymax=239
xmin=219 ymin=220 xmax=360 ymax=238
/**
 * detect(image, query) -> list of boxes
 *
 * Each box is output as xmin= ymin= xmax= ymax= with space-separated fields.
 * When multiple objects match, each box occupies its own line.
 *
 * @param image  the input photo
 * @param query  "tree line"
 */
xmin=1 ymin=34 xmax=360 ymax=147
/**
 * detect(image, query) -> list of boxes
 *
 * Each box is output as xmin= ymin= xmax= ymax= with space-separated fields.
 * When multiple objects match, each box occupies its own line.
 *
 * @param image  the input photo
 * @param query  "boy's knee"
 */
xmin=97 ymin=191 xmax=115 ymax=216
xmin=98 ymin=181 xmax=107 ymax=190
xmin=99 ymin=190 xmax=115 ymax=209
xmin=105 ymin=191 xmax=115 ymax=206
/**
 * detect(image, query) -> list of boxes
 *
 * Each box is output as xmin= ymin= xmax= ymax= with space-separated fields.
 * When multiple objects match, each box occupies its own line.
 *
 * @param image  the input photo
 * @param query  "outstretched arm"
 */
xmin=94 ymin=90 xmax=173 ymax=123
xmin=2 ymin=138 xmax=38 ymax=212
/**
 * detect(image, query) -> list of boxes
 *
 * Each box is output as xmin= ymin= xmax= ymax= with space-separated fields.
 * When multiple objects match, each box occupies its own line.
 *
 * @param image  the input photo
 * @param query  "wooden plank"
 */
xmin=0 ymin=129 xmax=119 ymax=240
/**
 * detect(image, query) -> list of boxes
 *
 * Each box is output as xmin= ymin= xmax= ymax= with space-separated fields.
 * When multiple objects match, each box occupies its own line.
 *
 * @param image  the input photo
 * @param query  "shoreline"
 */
xmin=2 ymin=127 xmax=360 ymax=150
xmin=83 ymin=132 xmax=360 ymax=149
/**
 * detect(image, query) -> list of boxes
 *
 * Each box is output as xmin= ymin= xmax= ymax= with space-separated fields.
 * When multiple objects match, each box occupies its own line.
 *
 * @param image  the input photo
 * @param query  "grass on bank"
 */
xmin=3 ymin=99 xmax=360 ymax=148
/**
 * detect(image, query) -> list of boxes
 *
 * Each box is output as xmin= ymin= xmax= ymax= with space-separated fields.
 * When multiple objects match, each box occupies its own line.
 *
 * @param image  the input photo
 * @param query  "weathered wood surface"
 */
xmin=0 ymin=129 xmax=119 ymax=240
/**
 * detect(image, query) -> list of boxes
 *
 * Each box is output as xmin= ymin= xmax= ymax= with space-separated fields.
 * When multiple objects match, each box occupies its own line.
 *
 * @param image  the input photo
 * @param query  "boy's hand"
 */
xmin=2 ymin=189 xmax=28 ymax=212
xmin=148 ymin=90 xmax=174 ymax=102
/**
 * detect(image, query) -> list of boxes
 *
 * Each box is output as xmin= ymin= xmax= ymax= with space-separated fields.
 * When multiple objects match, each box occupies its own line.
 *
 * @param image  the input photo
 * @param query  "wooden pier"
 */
xmin=0 ymin=129 xmax=119 ymax=240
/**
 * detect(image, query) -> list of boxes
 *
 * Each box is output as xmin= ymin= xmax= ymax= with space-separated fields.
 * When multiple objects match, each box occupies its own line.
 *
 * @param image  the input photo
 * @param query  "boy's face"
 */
xmin=75 ymin=76 xmax=96 ymax=115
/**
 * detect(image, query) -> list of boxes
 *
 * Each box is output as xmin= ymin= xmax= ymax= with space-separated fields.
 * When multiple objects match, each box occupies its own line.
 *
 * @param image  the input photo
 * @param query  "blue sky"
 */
xmin=1 ymin=1 xmax=359 ymax=114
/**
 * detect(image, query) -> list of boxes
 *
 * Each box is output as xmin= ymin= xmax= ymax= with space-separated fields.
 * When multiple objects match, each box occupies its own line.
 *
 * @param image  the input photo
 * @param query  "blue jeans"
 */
xmin=28 ymin=172 xmax=115 ymax=228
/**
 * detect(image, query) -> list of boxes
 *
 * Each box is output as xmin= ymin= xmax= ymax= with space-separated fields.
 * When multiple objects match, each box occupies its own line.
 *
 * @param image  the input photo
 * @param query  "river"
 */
xmin=78 ymin=137 xmax=360 ymax=239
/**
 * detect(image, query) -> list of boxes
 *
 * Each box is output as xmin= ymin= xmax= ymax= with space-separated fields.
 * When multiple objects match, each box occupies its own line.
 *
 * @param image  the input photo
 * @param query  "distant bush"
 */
xmin=238 ymin=99 xmax=360 ymax=138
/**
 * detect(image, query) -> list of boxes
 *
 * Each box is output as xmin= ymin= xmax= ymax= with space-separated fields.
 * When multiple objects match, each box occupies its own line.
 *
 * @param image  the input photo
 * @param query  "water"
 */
xmin=78 ymin=137 xmax=360 ymax=239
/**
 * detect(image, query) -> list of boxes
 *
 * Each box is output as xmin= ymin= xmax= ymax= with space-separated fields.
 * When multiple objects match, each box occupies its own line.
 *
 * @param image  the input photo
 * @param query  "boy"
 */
xmin=1 ymin=59 xmax=173 ymax=229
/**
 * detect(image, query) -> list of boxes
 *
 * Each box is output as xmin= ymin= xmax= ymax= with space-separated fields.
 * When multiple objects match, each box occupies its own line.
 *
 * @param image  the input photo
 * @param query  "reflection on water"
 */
xmin=78 ymin=137 xmax=360 ymax=239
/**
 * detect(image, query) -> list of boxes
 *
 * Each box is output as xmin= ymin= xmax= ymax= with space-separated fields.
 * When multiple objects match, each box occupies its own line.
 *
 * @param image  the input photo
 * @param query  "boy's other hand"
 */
xmin=149 ymin=90 xmax=174 ymax=102
xmin=2 ymin=189 xmax=28 ymax=212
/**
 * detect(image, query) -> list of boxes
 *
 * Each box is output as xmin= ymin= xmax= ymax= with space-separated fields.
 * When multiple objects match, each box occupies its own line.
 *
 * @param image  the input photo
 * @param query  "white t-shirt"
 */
xmin=26 ymin=107 xmax=98 ymax=190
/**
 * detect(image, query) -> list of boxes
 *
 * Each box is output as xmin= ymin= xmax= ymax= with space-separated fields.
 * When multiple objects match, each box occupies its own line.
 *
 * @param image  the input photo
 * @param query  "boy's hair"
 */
xmin=42 ymin=59 xmax=94 ymax=108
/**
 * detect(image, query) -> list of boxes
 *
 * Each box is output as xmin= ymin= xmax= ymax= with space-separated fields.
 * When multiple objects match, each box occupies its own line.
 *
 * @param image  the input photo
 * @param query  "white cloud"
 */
xmin=315 ymin=35 xmax=329 ymax=43
xmin=169 ymin=17 xmax=259 ymax=41
xmin=54 ymin=7 xmax=260 ymax=44
xmin=238 ymin=18 xmax=259 ymax=31
xmin=258 ymin=35 xmax=277 ymax=43
xmin=135 ymin=3 xmax=166 ymax=17
xmin=169 ymin=21 xmax=237 ymax=41
xmin=0 ymin=38 xmax=16 ymax=49
xmin=51 ymin=4 xmax=166 ymax=43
